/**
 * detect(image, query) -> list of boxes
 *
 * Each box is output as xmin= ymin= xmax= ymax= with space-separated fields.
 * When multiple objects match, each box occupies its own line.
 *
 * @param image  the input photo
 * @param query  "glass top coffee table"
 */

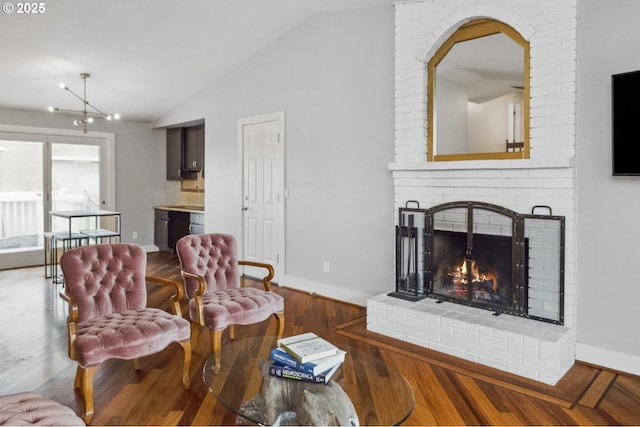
xmin=202 ymin=335 xmax=414 ymax=426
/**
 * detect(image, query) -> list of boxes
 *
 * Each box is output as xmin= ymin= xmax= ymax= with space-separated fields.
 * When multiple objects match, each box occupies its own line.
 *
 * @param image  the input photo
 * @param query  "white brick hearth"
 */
xmin=367 ymin=294 xmax=573 ymax=384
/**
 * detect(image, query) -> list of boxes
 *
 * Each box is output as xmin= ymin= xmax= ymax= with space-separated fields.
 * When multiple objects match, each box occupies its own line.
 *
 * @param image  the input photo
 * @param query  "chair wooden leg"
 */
xmin=178 ymin=339 xmax=192 ymax=388
xmin=210 ymin=329 xmax=224 ymax=373
xmin=274 ymin=311 xmax=285 ymax=338
xmin=133 ymin=358 xmax=141 ymax=370
xmin=78 ymin=364 xmax=98 ymax=424
xmin=73 ymin=366 xmax=82 ymax=390
xmin=190 ymin=322 xmax=201 ymax=350
xmin=229 ymin=324 xmax=235 ymax=340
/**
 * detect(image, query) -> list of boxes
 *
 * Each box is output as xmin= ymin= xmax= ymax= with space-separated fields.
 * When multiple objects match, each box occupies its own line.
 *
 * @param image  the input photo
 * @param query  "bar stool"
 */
xmin=43 ymin=231 xmax=89 ymax=284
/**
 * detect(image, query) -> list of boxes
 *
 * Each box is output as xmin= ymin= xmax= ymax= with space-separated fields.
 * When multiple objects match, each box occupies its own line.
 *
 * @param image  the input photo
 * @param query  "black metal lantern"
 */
xmin=389 ymin=201 xmax=427 ymax=301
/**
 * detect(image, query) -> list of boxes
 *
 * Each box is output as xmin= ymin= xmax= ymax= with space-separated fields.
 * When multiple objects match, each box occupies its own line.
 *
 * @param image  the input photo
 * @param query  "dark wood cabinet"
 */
xmin=184 ymin=124 xmax=204 ymax=172
xmin=166 ymin=124 xmax=204 ymax=180
xmin=166 ymin=128 xmax=184 ymax=181
xmin=154 ymin=209 xmax=190 ymax=252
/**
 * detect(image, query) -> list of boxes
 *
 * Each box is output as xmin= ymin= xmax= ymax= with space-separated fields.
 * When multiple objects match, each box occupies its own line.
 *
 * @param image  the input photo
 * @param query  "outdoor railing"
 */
xmin=0 ymin=192 xmax=97 ymax=251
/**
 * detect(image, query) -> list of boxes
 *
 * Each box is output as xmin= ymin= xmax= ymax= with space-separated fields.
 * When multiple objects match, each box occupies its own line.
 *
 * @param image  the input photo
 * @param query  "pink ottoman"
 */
xmin=0 ymin=392 xmax=84 ymax=426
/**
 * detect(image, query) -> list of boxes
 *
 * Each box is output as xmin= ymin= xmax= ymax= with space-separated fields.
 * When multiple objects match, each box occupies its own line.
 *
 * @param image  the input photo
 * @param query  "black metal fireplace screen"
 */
xmin=390 ymin=201 xmax=565 ymax=325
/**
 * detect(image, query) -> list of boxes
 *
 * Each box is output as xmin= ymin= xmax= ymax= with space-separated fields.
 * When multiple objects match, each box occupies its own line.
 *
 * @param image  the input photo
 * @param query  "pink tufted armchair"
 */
xmin=59 ymin=243 xmax=192 ymax=424
xmin=176 ymin=233 xmax=285 ymax=371
xmin=0 ymin=391 xmax=85 ymax=426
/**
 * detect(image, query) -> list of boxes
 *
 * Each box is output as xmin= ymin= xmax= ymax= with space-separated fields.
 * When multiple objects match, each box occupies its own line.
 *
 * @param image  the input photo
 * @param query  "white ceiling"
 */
xmin=437 ymin=33 xmax=525 ymax=104
xmin=0 ymin=0 xmax=394 ymax=123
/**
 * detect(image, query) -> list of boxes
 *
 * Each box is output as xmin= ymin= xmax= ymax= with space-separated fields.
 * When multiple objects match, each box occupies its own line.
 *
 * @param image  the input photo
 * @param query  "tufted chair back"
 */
xmin=176 ymin=233 xmax=241 ymax=298
xmin=60 ymin=243 xmax=147 ymax=323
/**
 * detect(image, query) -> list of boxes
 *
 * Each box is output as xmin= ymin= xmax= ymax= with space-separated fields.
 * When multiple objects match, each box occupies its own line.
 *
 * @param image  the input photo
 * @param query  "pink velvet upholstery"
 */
xmin=72 ymin=308 xmax=190 ymax=366
xmin=195 ymin=287 xmax=284 ymax=330
xmin=61 ymin=243 xmax=148 ymax=323
xmin=178 ymin=233 xmax=242 ymax=296
xmin=176 ymin=233 xmax=285 ymax=370
xmin=0 ymin=391 xmax=84 ymax=426
xmin=59 ymin=243 xmax=192 ymax=423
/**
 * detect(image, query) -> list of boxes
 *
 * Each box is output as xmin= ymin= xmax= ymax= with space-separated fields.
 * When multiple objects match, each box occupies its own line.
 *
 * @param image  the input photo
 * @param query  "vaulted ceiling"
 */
xmin=0 ymin=0 xmax=394 ymax=123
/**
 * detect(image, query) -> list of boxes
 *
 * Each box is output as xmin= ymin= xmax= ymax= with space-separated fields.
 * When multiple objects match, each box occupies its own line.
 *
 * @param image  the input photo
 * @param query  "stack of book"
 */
xmin=267 ymin=332 xmax=346 ymax=384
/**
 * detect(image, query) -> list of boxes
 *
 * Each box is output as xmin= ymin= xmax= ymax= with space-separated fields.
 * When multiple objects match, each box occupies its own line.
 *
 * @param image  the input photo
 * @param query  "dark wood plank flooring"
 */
xmin=1 ymin=251 xmax=639 ymax=425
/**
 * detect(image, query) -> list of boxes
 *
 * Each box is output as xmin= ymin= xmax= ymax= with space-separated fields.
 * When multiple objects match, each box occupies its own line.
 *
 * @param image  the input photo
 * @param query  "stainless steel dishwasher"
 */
xmin=189 ymin=212 xmax=204 ymax=234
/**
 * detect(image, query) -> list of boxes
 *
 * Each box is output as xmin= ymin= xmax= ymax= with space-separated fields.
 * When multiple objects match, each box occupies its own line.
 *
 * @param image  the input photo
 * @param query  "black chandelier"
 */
xmin=48 ymin=73 xmax=120 ymax=133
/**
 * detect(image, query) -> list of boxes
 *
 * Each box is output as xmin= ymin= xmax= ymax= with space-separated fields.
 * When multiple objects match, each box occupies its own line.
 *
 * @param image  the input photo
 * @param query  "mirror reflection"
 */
xmin=428 ymin=20 xmax=529 ymax=161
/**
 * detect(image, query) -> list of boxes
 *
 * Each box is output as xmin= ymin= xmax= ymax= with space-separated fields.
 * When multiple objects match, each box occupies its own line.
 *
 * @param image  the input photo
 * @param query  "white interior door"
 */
xmin=239 ymin=112 xmax=285 ymax=282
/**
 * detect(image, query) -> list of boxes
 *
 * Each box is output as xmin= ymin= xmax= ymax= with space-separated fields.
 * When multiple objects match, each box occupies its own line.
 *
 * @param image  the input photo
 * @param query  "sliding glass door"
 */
xmin=0 ymin=131 xmax=113 ymax=269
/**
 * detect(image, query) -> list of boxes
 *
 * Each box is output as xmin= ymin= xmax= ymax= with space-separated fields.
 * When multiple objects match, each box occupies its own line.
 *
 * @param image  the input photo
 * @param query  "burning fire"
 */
xmin=447 ymin=259 xmax=498 ymax=297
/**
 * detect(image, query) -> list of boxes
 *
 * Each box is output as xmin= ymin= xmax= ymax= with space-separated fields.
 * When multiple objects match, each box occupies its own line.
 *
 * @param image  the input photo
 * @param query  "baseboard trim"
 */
xmin=576 ymin=342 xmax=640 ymax=376
xmin=279 ymin=274 xmax=369 ymax=307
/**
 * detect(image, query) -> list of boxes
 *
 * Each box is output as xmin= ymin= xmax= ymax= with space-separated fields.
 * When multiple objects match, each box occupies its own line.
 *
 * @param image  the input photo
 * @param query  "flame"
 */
xmin=447 ymin=259 xmax=499 ymax=296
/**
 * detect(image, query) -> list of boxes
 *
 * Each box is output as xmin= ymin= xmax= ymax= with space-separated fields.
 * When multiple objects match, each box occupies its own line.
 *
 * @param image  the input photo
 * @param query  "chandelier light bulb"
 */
xmin=49 ymin=73 xmax=120 ymax=133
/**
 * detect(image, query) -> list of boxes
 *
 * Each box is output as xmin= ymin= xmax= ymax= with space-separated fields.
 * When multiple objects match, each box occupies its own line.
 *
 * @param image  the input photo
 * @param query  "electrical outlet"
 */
xmin=323 ymin=260 xmax=330 ymax=273
xmin=132 ymin=231 xmax=138 ymax=240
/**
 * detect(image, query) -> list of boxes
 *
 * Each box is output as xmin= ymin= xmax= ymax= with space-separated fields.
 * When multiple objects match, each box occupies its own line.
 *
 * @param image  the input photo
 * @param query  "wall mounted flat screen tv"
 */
xmin=612 ymin=70 xmax=640 ymax=176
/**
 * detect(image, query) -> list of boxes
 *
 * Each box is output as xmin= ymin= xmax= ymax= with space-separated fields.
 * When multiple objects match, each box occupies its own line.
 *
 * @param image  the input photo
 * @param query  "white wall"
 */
xmin=435 ymin=79 xmax=468 ymax=155
xmin=0 ymin=107 xmax=169 ymax=249
xmin=155 ymin=7 xmax=396 ymax=305
xmin=468 ymin=94 xmax=512 ymax=153
xmin=575 ymin=0 xmax=640 ymax=373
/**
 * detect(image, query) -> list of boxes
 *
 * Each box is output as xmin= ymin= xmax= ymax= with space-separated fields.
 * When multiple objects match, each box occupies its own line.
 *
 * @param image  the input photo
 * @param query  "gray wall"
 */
xmin=577 ymin=0 xmax=640 ymax=362
xmin=0 ymin=107 xmax=169 ymax=247
xmin=156 ymin=7 xmax=396 ymax=303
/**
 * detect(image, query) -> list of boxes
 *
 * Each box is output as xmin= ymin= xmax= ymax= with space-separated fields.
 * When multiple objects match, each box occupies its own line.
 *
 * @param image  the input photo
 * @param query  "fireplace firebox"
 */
xmin=389 ymin=201 xmax=565 ymax=324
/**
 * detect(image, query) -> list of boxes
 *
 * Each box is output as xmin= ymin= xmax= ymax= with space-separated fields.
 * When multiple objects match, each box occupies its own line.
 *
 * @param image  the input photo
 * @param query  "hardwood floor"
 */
xmin=1 ymin=251 xmax=639 ymax=425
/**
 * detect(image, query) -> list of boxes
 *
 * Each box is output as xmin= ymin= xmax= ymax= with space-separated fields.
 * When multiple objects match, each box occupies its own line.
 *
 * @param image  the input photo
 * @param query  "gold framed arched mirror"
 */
xmin=427 ymin=19 xmax=530 ymax=161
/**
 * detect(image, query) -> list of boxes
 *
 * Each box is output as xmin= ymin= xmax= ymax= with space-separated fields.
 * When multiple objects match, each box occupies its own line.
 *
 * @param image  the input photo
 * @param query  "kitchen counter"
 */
xmin=153 ymin=205 xmax=204 ymax=214
xmin=154 ymin=205 xmax=205 ymax=252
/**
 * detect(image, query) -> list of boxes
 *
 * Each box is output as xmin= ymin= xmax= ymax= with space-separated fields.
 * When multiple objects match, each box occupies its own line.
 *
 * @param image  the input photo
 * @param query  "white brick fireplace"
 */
xmin=366 ymin=0 xmax=578 ymax=385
